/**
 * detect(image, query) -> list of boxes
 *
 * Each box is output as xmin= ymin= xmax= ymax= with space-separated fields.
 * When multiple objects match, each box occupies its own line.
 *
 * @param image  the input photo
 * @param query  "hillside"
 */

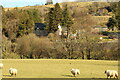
xmin=4 ymin=2 xmax=93 ymax=11
xmin=2 ymin=2 xmax=118 ymax=60
xmin=4 ymin=2 xmax=110 ymax=25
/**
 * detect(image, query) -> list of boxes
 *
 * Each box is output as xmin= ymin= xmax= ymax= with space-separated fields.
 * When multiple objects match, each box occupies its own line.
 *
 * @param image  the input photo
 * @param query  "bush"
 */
xmin=16 ymin=33 xmax=53 ymax=59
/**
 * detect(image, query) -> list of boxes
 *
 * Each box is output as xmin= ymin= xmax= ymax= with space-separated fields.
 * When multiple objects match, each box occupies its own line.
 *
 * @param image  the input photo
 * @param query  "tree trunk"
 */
xmin=81 ymin=51 xmax=84 ymax=59
xmin=87 ymin=49 xmax=91 ymax=60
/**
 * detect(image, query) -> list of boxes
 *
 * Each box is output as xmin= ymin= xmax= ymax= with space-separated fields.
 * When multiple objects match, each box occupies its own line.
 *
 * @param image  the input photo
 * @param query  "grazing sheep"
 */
xmin=71 ymin=68 xmax=80 ymax=77
xmin=0 ymin=63 xmax=3 ymax=69
xmin=9 ymin=68 xmax=17 ymax=76
xmin=105 ymin=70 xmax=118 ymax=78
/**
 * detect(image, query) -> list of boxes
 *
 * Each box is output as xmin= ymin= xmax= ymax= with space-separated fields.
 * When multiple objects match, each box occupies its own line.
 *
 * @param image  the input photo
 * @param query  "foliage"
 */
xmin=45 ymin=3 xmax=62 ymax=33
xmin=61 ymin=4 xmax=73 ymax=35
xmin=109 ymin=2 xmax=118 ymax=14
xmin=2 ymin=35 xmax=20 ymax=59
xmin=45 ymin=3 xmax=73 ymax=34
xmin=2 ymin=8 xmax=41 ymax=41
xmin=16 ymin=34 xmax=52 ymax=59
xmin=45 ymin=8 xmax=56 ymax=33
xmin=109 ymin=2 xmax=120 ymax=30
xmin=2 ymin=35 xmax=12 ymax=58
xmin=106 ymin=17 xmax=117 ymax=31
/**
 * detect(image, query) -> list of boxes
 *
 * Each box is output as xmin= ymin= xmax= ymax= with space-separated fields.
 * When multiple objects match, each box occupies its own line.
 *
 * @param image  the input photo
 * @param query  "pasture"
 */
xmin=1 ymin=59 xmax=118 ymax=78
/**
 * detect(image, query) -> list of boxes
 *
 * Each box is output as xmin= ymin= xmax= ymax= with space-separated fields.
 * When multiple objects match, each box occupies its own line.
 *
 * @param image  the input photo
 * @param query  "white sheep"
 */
xmin=9 ymin=68 xmax=18 ymax=76
xmin=105 ymin=70 xmax=118 ymax=78
xmin=0 ymin=63 xmax=3 ymax=69
xmin=71 ymin=68 xmax=80 ymax=77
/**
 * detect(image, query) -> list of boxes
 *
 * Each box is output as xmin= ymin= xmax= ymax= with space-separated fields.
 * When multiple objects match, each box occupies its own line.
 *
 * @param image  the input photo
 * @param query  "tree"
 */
xmin=45 ymin=8 xmax=56 ymax=33
xmin=61 ymin=4 xmax=73 ymax=37
xmin=106 ymin=17 xmax=117 ymax=31
xmin=2 ymin=8 xmax=38 ymax=41
xmin=54 ymin=3 xmax=62 ymax=27
xmin=27 ymin=9 xmax=41 ymax=23
xmin=45 ymin=3 xmax=62 ymax=33
xmin=2 ymin=8 xmax=20 ymax=41
xmin=17 ymin=10 xmax=34 ymax=37
xmin=16 ymin=34 xmax=52 ymax=59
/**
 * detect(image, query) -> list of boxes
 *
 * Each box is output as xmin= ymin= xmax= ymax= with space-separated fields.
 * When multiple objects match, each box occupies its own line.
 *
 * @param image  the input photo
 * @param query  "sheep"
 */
xmin=71 ymin=68 xmax=80 ymax=77
xmin=9 ymin=68 xmax=17 ymax=76
xmin=105 ymin=70 xmax=118 ymax=78
xmin=0 ymin=63 xmax=3 ymax=69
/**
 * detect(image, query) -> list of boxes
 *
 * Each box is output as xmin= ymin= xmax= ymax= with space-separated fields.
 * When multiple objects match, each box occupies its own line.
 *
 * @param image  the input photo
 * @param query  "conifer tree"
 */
xmin=54 ymin=3 xmax=62 ymax=26
xmin=45 ymin=8 xmax=56 ymax=33
xmin=45 ymin=3 xmax=62 ymax=33
xmin=61 ymin=4 xmax=73 ymax=36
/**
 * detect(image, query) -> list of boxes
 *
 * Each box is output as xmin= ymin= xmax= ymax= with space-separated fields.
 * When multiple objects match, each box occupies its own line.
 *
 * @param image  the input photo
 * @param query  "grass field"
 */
xmin=1 ymin=59 xmax=118 ymax=78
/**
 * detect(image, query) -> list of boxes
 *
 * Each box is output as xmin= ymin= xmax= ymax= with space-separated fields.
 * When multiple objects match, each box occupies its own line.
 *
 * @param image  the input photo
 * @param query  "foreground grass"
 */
xmin=2 ymin=59 xmax=118 ymax=78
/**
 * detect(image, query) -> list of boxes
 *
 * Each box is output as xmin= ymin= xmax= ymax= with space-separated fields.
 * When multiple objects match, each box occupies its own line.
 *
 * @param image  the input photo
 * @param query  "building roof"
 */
xmin=35 ymin=23 xmax=45 ymax=30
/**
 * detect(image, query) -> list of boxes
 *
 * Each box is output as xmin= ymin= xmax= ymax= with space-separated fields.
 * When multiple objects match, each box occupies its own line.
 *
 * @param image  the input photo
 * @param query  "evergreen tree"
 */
xmin=17 ymin=10 xmax=34 ymax=37
xmin=45 ymin=3 xmax=62 ymax=33
xmin=61 ymin=5 xmax=73 ymax=36
xmin=106 ymin=17 xmax=117 ymax=31
xmin=45 ymin=8 xmax=56 ymax=33
xmin=54 ymin=3 xmax=62 ymax=26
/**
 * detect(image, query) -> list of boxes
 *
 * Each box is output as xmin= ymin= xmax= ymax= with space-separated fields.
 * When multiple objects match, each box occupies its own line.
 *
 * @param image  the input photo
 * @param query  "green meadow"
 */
xmin=1 ymin=59 xmax=118 ymax=78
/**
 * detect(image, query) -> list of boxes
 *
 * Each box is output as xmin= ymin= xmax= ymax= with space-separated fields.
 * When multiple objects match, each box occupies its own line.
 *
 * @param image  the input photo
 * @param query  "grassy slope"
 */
xmin=4 ymin=2 xmax=110 ymax=26
xmin=93 ymin=16 xmax=111 ymax=25
xmin=2 ymin=59 xmax=118 ymax=78
xmin=4 ymin=2 xmax=92 ymax=10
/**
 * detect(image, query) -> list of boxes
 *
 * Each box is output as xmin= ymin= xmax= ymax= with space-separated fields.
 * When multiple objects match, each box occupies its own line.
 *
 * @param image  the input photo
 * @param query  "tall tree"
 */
xmin=61 ymin=4 xmax=73 ymax=37
xmin=45 ymin=8 xmax=56 ymax=33
xmin=45 ymin=3 xmax=62 ymax=33
xmin=54 ymin=3 xmax=62 ymax=27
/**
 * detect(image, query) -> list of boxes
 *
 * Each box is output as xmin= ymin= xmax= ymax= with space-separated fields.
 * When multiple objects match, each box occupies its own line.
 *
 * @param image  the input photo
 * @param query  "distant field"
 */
xmin=1 ymin=59 xmax=118 ymax=78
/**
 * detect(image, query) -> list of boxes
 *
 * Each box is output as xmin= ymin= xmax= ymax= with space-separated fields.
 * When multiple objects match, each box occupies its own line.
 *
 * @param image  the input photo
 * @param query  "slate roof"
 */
xmin=35 ymin=23 xmax=45 ymax=30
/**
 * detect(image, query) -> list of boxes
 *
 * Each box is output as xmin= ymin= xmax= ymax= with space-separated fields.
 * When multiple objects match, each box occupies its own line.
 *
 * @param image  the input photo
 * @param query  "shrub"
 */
xmin=16 ymin=33 xmax=53 ymax=59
